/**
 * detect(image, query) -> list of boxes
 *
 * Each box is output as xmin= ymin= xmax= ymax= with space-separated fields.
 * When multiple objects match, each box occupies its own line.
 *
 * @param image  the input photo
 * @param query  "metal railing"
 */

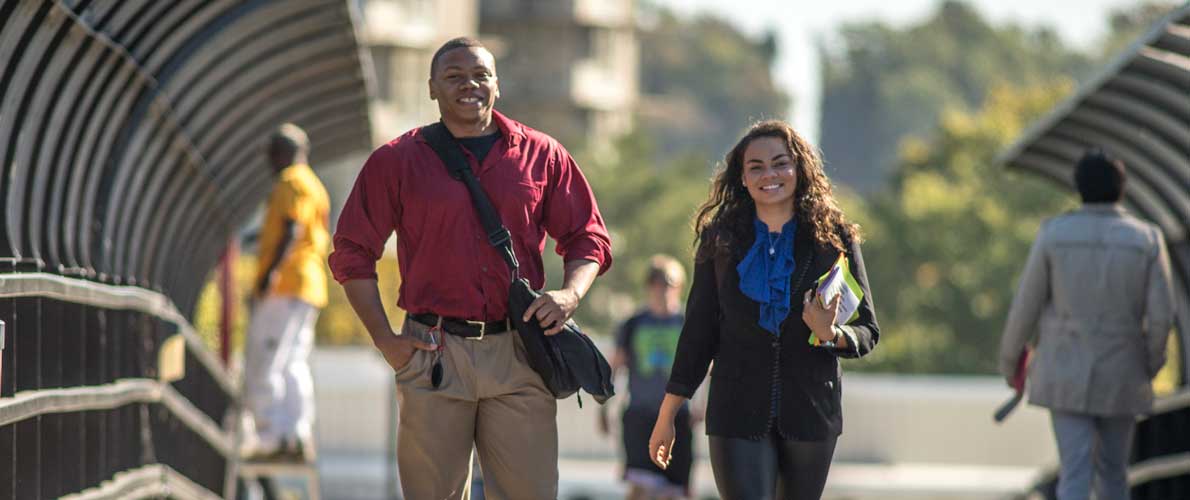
xmin=0 ymin=273 xmax=236 ymax=499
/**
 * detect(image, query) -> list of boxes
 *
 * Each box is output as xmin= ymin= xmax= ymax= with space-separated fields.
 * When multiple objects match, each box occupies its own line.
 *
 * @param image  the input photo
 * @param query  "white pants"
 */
xmin=243 ymin=296 xmax=318 ymax=445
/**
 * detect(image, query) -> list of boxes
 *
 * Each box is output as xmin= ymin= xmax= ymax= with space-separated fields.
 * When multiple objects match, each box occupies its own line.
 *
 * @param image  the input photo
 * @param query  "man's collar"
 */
xmin=1080 ymin=202 xmax=1126 ymax=215
xmin=491 ymin=110 xmax=526 ymax=145
xmin=418 ymin=110 xmax=526 ymax=148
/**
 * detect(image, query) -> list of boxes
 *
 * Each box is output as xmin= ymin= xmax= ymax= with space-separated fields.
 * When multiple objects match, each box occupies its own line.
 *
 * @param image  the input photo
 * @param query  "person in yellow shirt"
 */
xmin=242 ymin=123 xmax=330 ymax=461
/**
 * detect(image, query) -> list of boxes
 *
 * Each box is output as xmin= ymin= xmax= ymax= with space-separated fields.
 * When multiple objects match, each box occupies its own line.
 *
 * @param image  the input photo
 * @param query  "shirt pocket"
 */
xmin=495 ymin=181 xmax=543 ymax=229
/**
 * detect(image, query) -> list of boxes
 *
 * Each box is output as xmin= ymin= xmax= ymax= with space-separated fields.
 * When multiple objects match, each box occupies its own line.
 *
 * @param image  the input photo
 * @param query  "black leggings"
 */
xmin=708 ymin=434 xmax=837 ymax=500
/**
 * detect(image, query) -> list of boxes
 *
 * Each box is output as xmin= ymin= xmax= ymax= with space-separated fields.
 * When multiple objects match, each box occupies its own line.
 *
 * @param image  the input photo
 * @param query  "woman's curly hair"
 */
xmin=694 ymin=120 xmax=860 ymax=261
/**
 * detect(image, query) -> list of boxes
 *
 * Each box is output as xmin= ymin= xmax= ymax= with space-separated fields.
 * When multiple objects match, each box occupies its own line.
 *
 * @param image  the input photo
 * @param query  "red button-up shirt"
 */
xmin=329 ymin=111 xmax=613 ymax=321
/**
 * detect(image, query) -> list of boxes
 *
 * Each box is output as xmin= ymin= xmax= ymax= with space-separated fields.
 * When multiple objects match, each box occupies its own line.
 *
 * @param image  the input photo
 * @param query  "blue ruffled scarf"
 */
xmin=737 ymin=217 xmax=797 ymax=335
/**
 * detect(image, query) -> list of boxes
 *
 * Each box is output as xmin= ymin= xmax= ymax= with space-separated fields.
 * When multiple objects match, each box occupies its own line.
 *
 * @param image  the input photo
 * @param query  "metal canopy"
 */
xmin=0 ymin=0 xmax=375 ymax=314
xmin=999 ymin=2 xmax=1190 ymax=373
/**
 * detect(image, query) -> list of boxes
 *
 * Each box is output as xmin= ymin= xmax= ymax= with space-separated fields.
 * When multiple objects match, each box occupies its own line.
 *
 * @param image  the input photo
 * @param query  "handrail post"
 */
xmin=219 ymin=241 xmax=238 ymax=365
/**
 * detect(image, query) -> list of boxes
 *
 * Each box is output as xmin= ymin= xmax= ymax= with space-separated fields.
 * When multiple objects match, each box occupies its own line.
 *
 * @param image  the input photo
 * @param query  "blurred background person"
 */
xmin=241 ymin=123 xmax=331 ymax=462
xmin=999 ymin=149 xmax=1176 ymax=500
xmin=599 ymin=255 xmax=700 ymax=500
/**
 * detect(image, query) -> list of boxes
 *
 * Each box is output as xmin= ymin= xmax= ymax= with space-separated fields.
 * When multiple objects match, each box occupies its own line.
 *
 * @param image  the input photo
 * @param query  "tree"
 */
xmin=842 ymin=81 xmax=1078 ymax=373
xmin=828 ymin=1 xmax=1181 ymax=373
xmin=1099 ymin=2 xmax=1180 ymax=57
xmin=558 ymin=6 xmax=792 ymax=336
xmin=637 ymin=8 xmax=791 ymax=159
xmin=818 ymin=1 xmax=1094 ymax=193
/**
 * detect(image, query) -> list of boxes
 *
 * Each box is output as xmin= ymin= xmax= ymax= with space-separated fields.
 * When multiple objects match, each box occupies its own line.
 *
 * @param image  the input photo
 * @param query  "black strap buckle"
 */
xmin=487 ymin=228 xmax=511 ymax=247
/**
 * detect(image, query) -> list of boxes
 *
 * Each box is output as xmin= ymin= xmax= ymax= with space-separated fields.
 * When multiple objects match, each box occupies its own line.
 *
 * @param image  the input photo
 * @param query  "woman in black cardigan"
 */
xmin=649 ymin=120 xmax=879 ymax=500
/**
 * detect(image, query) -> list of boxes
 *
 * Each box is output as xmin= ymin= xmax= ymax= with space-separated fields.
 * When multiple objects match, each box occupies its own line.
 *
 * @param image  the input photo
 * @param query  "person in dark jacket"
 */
xmin=649 ymin=120 xmax=879 ymax=500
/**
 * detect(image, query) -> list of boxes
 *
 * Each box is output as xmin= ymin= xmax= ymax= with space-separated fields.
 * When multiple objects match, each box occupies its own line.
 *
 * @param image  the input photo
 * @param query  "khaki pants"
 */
xmin=393 ymin=319 xmax=558 ymax=500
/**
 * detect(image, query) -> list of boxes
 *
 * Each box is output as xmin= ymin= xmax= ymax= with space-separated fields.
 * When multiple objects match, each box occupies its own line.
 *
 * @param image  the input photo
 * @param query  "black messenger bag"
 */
xmin=420 ymin=122 xmax=614 ymax=405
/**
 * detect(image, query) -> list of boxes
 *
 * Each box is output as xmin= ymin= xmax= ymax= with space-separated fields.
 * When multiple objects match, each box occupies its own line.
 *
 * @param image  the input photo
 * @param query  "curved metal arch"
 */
xmin=0 ymin=1 xmax=63 ymax=262
xmin=1153 ymin=21 xmax=1190 ymax=54
xmin=1039 ymin=126 xmax=1186 ymax=240
xmin=194 ymin=111 xmax=370 ymax=249
xmin=109 ymin=1 xmax=171 ymax=50
xmin=188 ymin=40 xmax=360 ymax=173
xmin=0 ymin=1 xmax=373 ymax=495
xmin=1060 ymin=109 xmax=1190 ymax=223
xmin=61 ymin=55 xmax=141 ymax=275
xmin=189 ymin=51 xmax=360 ymax=155
xmin=76 ymin=71 xmax=153 ymax=281
xmin=30 ymin=24 xmax=97 ymax=272
xmin=136 ymin=2 xmax=237 ymax=74
xmin=174 ymin=119 xmax=369 ymax=312
xmin=148 ymin=80 xmax=367 ymax=291
xmin=166 ymin=107 xmax=370 ymax=298
xmin=152 ymin=0 xmax=322 ymax=99
xmin=114 ymin=2 xmax=366 ymax=291
xmin=104 ymin=7 xmax=350 ymax=282
xmin=1084 ymin=92 xmax=1190 ymax=170
xmin=69 ymin=46 xmax=154 ymax=276
xmin=3 ymin=0 xmax=373 ymax=291
xmin=1012 ymin=153 xmax=1184 ymax=300
xmin=173 ymin=115 xmax=371 ymax=312
xmin=71 ymin=0 xmax=364 ymax=290
xmin=1133 ymin=47 xmax=1190 ymax=87
xmin=1108 ymin=74 xmax=1190 ymax=120
xmin=1025 ymin=137 xmax=1177 ymax=236
xmin=11 ymin=6 xmax=82 ymax=269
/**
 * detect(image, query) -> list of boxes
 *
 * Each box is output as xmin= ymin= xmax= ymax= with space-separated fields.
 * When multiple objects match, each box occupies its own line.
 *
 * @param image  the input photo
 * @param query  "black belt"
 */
xmin=410 ymin=313 xmax=512 ymax=339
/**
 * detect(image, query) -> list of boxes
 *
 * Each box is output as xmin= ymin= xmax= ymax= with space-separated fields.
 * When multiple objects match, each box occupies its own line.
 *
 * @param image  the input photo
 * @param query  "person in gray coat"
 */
xmin=1000 ymin=149 xmax=1176 ymax=500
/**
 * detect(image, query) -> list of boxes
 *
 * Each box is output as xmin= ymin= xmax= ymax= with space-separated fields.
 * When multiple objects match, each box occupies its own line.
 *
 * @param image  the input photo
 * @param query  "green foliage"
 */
xmin=844 ymin=82 xmax=1079 ymax=374
xmin=637 ymin=8 xmax=790 ymax=158
xmin=818 ymin=0 xmax=1095 ymax=192
xmin=1099 ymin=2 xmax=1182 ymax=58
xmin=558 ymin=7 xmax=791 ymax=336
xmin=568 ymin=133 xmax=715 ymax=336
xmin=815 ymin=0 xmax=1179 ymax=373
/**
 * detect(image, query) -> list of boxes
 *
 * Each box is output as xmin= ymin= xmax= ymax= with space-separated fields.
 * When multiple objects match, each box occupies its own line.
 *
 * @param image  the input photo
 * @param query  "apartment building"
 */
xmin=480 ymin=0 xmax=639 ymax=149
xmin=355 ymin=0 xmax=480 ymax=142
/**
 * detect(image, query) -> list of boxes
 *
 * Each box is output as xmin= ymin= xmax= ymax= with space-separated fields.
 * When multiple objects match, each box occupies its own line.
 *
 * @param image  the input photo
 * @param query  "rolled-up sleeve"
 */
xmin=328 ymin=145 xmax=400 ymax=283
xmin=666 ymin=256 xmax=720 ymax=398
xmin=542 ymin=144 xmax=613 ymax=274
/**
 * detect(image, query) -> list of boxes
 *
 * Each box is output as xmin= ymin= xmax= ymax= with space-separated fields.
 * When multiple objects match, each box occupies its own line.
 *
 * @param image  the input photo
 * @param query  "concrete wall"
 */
xmin=312 ymin=345 xmax=1060 ymax=464
xmin=312 ymin=343 xmax=1056 ymax=499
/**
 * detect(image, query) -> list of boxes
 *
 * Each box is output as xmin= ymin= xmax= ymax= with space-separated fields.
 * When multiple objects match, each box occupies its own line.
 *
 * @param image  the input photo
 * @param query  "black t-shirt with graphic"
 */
xmin=616 ymin=310 xmax=685 ymax=411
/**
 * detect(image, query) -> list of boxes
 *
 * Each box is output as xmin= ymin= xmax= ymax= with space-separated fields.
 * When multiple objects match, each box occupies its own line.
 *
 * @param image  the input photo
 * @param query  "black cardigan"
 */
xmin=666 ymin=225 xmax=879 ymax=441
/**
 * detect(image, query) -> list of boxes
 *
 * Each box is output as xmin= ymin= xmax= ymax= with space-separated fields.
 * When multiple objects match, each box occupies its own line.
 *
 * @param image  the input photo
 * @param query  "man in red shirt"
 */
xmin=329 ymin=37 xmax=612 ymax=499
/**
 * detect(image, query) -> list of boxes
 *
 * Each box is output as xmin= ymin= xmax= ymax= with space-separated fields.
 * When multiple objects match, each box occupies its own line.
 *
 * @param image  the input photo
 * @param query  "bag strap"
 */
xmin=420 ymin=122 xmax=520 ymax=278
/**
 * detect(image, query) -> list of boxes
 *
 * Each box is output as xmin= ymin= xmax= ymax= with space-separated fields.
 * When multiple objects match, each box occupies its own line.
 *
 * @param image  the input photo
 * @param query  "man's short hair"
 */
xmin=270 ymin=123 xmax=309 ymax=156
xmin=430 ymin=37 xmax=488 ymax=78
xmin=645 ymin=254 xmax=685 ymax=288
xmin=1074 ymin=149 xmax=1126 ymax=203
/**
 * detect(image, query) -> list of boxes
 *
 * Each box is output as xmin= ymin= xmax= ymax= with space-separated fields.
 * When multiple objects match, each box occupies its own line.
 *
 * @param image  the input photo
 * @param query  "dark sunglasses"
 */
xmin=427 ymin=327 xmax=444 ymax=389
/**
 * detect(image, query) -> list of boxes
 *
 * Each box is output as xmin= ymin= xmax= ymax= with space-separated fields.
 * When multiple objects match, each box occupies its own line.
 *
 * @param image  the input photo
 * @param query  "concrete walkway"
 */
xmin=303 ymin=346 xmax=1054 ymax=500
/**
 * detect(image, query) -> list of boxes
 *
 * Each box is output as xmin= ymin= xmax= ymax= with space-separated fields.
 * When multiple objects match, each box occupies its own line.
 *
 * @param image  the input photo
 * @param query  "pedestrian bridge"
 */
xmin=2 ymin=1 xmax=1190 ymax=499
xmin=0 ymin=1 xmax=373 ymax=498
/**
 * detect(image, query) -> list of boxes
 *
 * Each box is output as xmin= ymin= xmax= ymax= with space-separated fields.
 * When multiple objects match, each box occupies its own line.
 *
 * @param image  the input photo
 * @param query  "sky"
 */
xmin=649 ymin=0 xmax=1157 ymax=143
